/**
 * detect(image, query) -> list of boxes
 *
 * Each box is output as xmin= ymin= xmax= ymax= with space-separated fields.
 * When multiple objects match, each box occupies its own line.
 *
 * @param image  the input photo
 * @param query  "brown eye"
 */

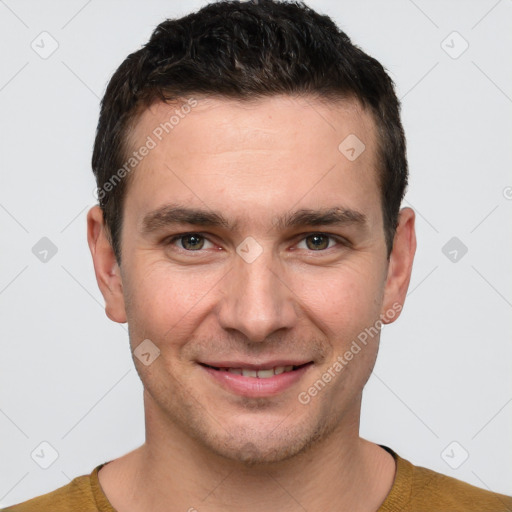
xmin=304 ymin=234 xmax=332 ymax=251
xmin=170 ymin=233 xmax=210 ymax=251
xmin=181 ymin=234 xmax=204 ymax=250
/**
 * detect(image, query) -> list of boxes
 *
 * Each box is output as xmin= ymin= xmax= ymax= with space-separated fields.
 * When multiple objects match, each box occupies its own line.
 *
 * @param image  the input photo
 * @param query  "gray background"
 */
xmin=1 ymin=0 xmax=511 ymax=507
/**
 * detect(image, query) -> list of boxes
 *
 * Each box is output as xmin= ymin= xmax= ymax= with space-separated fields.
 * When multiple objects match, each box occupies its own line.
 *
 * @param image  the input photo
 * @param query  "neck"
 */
xmin=99 ymin=395 xmax=396 ymax=512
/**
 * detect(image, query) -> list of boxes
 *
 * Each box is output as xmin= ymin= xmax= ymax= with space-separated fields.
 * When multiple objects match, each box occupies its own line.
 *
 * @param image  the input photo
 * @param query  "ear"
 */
xmin=86 ymin=205 xmax=127 ymax=323
xmin=381 ymin=207 xmax=416 ymax=324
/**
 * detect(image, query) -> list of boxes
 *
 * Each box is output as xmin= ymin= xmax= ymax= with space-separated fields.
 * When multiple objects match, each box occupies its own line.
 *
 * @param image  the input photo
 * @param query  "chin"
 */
xmin=212 ymin=439 xmax=306 ymax=466
xmin=199 ymin=419 xmax=329 ymax=467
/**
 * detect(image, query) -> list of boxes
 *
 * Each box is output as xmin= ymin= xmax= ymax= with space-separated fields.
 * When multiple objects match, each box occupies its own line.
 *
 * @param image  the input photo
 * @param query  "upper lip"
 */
xmin=199 ymin=360 xmax=313 ymax=370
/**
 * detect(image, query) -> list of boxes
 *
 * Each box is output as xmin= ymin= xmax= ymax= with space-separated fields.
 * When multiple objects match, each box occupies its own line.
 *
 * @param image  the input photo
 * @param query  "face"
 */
xmin=88 ymin=94 xmax=415 ymax=465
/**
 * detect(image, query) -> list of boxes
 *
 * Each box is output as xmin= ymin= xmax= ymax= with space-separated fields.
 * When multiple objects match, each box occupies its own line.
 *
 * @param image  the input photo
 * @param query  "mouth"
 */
xmin=198 ymin=361 xmax=314 ymax=397
xmin=199 ymin=362 xmax=311 ymax=378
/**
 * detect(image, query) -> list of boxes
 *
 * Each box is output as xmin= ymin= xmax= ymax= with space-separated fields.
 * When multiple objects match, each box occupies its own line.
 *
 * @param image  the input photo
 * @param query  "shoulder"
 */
xmin=380 ymin=445 xmax=512 ymax=512
xmin=410 ymin=463 xmax=512 ymax=511
xmin=1 ymin=466 xmax=107 ymax=512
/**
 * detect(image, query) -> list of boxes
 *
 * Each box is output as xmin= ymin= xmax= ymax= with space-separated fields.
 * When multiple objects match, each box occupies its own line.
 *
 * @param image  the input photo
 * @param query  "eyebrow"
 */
xmin=141 ymin=204 xmax=368 ymax=234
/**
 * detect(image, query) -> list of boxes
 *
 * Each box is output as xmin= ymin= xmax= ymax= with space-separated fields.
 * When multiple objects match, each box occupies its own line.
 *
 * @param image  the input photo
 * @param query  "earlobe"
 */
xmin=381 ymin=207 xmax=416 ymax=324
xmin=86 ymin=205 xmax=127 ymax=324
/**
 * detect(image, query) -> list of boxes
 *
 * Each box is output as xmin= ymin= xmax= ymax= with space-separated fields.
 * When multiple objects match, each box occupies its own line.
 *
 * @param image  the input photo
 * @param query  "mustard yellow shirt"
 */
xmin=3 ymin=446 xmax=512 ymax=511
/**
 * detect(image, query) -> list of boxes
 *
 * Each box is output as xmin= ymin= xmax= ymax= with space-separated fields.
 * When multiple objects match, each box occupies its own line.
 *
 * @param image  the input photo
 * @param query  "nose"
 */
xmin=217 ymin=247 xmax=298 ymax=343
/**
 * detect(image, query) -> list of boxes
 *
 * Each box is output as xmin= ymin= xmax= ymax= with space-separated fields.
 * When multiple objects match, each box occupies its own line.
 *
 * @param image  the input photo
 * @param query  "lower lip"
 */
xmin=200 ymin=364 xmax=312 ymax=398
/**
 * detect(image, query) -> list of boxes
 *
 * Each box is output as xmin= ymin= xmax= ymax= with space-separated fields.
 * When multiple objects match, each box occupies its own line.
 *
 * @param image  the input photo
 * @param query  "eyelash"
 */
xmin=165 ymin=232 xmax=349 ymax=254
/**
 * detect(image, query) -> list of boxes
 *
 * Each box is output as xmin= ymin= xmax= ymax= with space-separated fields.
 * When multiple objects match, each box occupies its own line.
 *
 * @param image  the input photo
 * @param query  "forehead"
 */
xmin=131 ymin=94 xmax=375 ymax=153
xmin=123 ymin=94 xmax=382 ymax=232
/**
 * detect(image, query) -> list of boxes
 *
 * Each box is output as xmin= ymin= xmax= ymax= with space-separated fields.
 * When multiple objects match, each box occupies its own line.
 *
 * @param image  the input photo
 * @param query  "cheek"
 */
xmin=124 ymin=259 xmax=226 ymax=339
xmin=294 ymin=260 xmax=385 ymax=330
xmin=123 ymin=249 xmax=386 ymax=347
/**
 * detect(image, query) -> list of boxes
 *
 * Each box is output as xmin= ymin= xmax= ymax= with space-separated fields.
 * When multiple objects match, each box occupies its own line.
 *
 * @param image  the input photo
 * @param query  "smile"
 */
xmin=201 ymin=363 xmax=310 ymax=378
xmin=199 ymin=362 xmax=313 ymax=397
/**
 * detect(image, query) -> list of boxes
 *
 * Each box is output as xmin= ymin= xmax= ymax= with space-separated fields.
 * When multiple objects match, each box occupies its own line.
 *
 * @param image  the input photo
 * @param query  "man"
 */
xmin=4 ymin=0 xmax=511 ymax=511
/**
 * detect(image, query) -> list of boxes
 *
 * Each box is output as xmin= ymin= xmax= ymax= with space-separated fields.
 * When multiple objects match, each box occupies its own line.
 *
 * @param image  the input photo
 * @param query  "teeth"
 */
xmin=219 ymin=366 xmax=298 ymax=378
xmin=256 ymin=369 xmax=275 ymax=379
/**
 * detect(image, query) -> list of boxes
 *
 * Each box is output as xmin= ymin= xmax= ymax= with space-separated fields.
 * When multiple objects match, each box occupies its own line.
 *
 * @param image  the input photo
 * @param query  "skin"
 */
xmin=87 ymin=94 xmax=416 ymax=512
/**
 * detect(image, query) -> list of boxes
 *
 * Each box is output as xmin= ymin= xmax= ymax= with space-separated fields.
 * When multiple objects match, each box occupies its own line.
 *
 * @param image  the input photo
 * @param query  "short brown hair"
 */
xmin=92 ymin=0 xmax=408 ymax=264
